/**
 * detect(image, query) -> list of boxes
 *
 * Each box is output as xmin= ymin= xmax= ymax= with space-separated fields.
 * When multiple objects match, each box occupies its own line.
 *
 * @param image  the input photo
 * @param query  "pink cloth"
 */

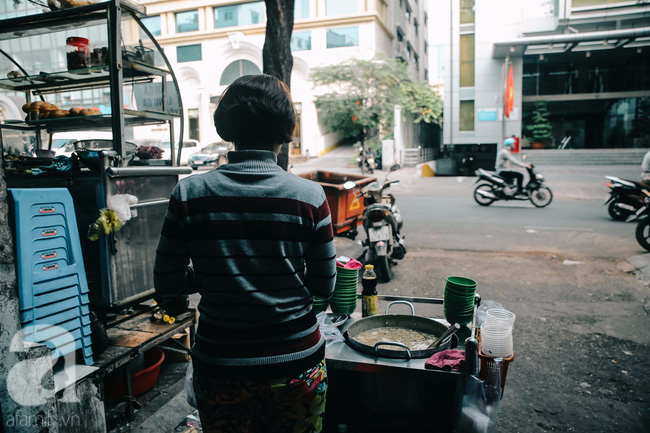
xmin=336 ymin=257 xmax=363 ymax=270
xmin=425 ymin=350 xmax=466 ymax=372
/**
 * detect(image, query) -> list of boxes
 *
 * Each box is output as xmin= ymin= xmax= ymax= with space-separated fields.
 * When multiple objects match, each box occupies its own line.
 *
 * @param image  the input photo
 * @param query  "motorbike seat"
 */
xmin=476 ymin=168 xmax=507 ymax=182
xmin=623 ymin=179 xmax=650 ymax=189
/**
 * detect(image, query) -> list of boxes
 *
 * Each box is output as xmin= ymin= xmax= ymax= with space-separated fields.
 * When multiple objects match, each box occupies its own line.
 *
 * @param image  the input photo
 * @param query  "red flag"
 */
xmin=505 ymin=63 xmax=514 ymax=119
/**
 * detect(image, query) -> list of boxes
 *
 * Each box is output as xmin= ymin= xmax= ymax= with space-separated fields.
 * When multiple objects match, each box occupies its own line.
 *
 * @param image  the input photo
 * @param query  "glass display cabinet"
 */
xmin=0 ymin=0 xmax=190 ymax=310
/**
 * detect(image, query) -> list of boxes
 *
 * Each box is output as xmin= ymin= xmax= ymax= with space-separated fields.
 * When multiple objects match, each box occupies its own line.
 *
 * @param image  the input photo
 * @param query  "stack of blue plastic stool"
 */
xmin=10 ymin=188 xmax=93 ymax=366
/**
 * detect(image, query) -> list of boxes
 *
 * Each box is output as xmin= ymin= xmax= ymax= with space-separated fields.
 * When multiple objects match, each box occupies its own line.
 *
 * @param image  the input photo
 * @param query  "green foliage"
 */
xmin=399 ymin=80 xmax=444 ymax=124
xmin=526 ymin=100 xmax=553 ymax=145
xmin=313 ymin=56 xmax=442 ymax=142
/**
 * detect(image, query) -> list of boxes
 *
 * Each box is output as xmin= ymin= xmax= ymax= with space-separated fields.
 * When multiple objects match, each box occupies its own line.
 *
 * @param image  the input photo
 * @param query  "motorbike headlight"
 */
xmin=536 ymin=174 xmax=544 ymax=181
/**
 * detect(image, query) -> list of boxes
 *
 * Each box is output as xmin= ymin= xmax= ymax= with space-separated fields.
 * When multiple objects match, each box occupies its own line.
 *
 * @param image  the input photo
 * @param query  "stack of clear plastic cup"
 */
xmin=485 ymin=308 xmax=516 ymax=330
xmin=480 ymin=321 xmax=513 ymax=358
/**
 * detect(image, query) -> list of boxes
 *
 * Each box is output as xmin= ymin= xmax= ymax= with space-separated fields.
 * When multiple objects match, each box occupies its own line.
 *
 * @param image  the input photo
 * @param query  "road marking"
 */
xmin=524 ymin=226 xmax=594 ymax=232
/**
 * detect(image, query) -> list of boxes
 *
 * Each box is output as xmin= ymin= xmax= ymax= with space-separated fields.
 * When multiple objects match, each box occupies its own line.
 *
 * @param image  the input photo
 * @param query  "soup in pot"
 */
xmin=354 ymin=327 xmax=438 ymax=351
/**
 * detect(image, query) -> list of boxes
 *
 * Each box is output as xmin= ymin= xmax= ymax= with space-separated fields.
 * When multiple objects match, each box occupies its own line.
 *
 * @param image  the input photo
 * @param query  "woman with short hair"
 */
xmin=154 ymin=74 xmax=336 ymax=433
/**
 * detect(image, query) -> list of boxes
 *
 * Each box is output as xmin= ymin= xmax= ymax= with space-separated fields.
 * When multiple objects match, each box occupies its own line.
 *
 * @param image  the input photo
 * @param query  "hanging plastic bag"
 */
xmin=316 ymin=312 xmax=345 ymax=346
xmin=454 ymin=358 xmax=503 ymax=432
xmin=453 ymin=338 xmax=503 ymax=433
xmin=185 ymin=359 xmax=196 ymax=409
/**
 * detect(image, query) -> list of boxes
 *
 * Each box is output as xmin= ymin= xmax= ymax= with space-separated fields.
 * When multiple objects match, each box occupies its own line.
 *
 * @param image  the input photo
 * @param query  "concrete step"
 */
xmin=523 ymin=149 xmax=649 ymax=166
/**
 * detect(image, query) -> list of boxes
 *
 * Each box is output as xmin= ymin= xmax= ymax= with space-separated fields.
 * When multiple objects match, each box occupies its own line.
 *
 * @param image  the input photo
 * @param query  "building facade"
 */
xmin=439 ymin=0 xmax=650 ymax=152
xmin=137 ymin=0 xmax=429 ymax=157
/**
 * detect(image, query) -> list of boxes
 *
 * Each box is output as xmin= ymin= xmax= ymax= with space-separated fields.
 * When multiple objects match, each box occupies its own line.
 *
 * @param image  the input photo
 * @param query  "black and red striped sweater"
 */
xmin=154 ymin=150 xmax=336 ymax=379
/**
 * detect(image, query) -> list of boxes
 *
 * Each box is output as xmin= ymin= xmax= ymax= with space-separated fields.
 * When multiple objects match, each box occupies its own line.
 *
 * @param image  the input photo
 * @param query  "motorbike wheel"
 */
xmin=375 ymin=255 xmax=393 ymax=283
xmin=635 ymin=218 xmax=650 ymax=252
xmin=529 ymin=186 xmax=553 ymax=208
xmin=608 ymin=198 xmax=640 ymax=221
xmin=474 ymin=184 xmax=496 ymax=206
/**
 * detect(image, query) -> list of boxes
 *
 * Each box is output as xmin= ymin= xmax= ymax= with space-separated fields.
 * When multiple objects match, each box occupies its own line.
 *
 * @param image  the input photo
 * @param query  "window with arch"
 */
xmin=220 ymin=60 xmax=262 ymax=85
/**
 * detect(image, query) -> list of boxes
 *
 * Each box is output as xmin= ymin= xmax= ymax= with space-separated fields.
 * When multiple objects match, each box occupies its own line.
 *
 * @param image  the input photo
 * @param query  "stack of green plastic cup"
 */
xmin=444 ymin=276 xmax=477 ymax=325
xmin=312 ymin=296 xmax=329 ymax=313
xmin=329 ymin=266 xmax=359 ymax=315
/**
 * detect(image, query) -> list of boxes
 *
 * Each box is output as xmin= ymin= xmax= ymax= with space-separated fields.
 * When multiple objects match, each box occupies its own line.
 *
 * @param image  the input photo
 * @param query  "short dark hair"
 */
xmin=214 ymin=74 xmax=296 ymax=149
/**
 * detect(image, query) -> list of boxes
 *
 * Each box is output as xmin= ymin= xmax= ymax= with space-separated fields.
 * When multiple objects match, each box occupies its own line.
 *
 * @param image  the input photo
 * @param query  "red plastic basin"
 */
xmin=104 ymin=347 xmax=165 ymax=399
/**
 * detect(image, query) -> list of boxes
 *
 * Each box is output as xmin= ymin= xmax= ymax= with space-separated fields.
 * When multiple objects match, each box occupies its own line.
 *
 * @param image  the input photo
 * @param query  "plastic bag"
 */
xmin=476 ymin=300 xmax=503 ymax=327
xmin=106 ymin=193 xmax=138 ymax=222
xmin=185 ymin=360 xmax=196 ymax=409
xmin=316 ymin=312 xmax=345 ymax=346
xmin=454 ymin=358 xmax=503 ymax=433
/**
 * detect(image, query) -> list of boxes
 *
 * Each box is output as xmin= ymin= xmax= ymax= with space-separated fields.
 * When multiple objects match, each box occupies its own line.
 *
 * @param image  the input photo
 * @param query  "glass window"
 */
xmin=326 ymin=0 xmax=358 ymax=16
xmin=214 ymin=1 xmax=265 ymax=28
xmin=177 ymin=44 xmax=202 ymax=62
xmin=295 ymin=0 xmax=309 ymax=19
xmin=414 ymin=19 xmax=419 ymax=36
xmin=405 ymin=5 xmax=411 ymax=22
xmin=326 ymin=27 xmax=359 ymax=48
xmin=460 ymin=100 xmax=475 ymax=131
xmin=460 ymin=34 xmax=475 ymax=87
xmin=291 ymin=32 xmax=311 ymax=51
xmin=176 ymin=10 xmax=198 ymax=33
xmin=220 ymin=60 xmax=262 ymax=85
xmin=460 ymin=0 xmax=475 ymax=24
xmin=397 ymin=27 xmax=404 ymax=42
xmin=572 ymin=0 xmax=630 ymax=7
xmin=141 ymin=16 xmax=161 ymax=36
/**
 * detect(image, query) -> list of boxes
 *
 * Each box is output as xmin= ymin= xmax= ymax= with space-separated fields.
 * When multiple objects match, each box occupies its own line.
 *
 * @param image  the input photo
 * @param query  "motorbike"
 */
xmin=634 ymin=189 xmax=650 ymax=251
xmin=473 ymin=165 xmax=553 ymax=208
xmin=604 ymin=176 xmax=646 ymax=221
xmin=357 ymin=146 xmax=377 ymax=174
xmin=347 ymin=170 xmax=406 ymax=282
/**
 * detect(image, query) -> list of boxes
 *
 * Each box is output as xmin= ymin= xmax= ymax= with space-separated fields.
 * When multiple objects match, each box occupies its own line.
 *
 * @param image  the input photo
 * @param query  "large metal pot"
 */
xmin=344 ymin=301 xmax=459 ymax=359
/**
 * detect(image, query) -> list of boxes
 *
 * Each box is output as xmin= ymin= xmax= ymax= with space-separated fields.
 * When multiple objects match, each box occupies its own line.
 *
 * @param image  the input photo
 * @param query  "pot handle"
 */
xmin=385 ymin=301 xmax=415 ymax=315
xmin=374 ymin=341 xmax=412 ymax=359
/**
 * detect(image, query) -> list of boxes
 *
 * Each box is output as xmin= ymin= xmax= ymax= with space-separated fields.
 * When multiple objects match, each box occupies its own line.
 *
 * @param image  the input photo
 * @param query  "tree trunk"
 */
xmin=263 ymin=0 xmax=294 ymax=171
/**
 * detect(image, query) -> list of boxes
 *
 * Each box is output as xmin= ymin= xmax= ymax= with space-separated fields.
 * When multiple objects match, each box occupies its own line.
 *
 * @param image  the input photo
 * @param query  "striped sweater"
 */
xmin=154 ymin=150 xmax=336 ymax=379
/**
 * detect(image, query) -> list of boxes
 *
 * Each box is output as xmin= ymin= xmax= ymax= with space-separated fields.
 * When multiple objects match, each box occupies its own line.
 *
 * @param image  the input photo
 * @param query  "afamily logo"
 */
xmin=3 ymin=411 xmax=80 ymax=429
xmin=5 ymin=326 xmax=82 ymax=407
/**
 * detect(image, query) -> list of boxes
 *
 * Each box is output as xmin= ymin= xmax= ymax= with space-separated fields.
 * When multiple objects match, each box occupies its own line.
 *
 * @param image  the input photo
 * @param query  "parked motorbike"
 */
xmin=347 ymin=170 xmax=406 ymax=282
xmin=473 ymin=165 xmax=553 ymax=208
xmin=604 ymin=176 xmax=646 ymax=221
xmin=634 ymin=189 xmax=650 ymax=251
xmin=357 ymin=146 xmax=377 ymax=174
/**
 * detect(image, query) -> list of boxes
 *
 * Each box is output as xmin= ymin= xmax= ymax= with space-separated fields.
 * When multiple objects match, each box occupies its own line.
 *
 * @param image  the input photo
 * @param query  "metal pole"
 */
xmin=501 ymin=57 xmax=508 ymax=145
xmin=108 ymin=0 xmax=126 ymax=162
xmin=449 ymin=0 xmax=453 ymax=150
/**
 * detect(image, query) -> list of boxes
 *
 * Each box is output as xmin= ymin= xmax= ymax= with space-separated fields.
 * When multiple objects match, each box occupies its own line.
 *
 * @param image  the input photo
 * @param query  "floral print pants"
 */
xmin=193 ymin=359 xmax=328 ymax=433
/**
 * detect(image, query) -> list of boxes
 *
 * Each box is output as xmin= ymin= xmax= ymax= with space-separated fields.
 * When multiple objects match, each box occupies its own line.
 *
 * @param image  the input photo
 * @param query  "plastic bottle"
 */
xmin=361 ymin=264 xmax=378 ymax=317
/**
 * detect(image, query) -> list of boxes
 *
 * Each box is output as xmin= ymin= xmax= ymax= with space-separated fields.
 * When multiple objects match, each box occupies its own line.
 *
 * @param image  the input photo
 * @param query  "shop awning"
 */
xmin=493 ymin=26 xmax=650 ymax=58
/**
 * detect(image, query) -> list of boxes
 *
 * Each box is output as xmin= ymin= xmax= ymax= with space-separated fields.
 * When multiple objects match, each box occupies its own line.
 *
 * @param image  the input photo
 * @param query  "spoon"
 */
xmin=427 ymin=323 xmax=461 ymax=350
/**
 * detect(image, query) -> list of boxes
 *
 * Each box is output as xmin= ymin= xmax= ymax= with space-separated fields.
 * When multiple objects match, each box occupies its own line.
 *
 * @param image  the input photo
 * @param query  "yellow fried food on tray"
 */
xmin=48 ymin=0 xmax=99 ymax=11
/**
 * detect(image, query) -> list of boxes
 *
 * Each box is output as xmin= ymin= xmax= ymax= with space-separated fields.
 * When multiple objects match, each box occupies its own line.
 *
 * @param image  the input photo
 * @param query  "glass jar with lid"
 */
xmin=66 ymin=37 xmax=91 ymax=70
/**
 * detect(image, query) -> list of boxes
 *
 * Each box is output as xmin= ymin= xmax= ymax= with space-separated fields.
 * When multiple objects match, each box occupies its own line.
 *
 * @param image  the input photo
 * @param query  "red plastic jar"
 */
xmin=66 ymin=36 xmax=90 ymax=70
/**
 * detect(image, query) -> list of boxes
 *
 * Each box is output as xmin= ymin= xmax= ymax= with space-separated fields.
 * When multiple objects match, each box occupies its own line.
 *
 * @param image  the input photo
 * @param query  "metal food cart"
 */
xmin=323 ymin=295 xmax=487 ymax=433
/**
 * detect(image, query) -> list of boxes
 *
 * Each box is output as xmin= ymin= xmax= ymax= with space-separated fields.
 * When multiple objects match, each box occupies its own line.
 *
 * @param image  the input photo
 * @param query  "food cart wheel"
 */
xmin=90 ymin=312 xmax=109 ymax=356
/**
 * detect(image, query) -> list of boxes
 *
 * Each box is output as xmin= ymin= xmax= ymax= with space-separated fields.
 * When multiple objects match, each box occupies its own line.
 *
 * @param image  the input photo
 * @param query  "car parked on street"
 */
xmin=188 ymin=141 xmax=233 ymax=170
xmin=159 ymin=139 xmax=203 ymax=166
